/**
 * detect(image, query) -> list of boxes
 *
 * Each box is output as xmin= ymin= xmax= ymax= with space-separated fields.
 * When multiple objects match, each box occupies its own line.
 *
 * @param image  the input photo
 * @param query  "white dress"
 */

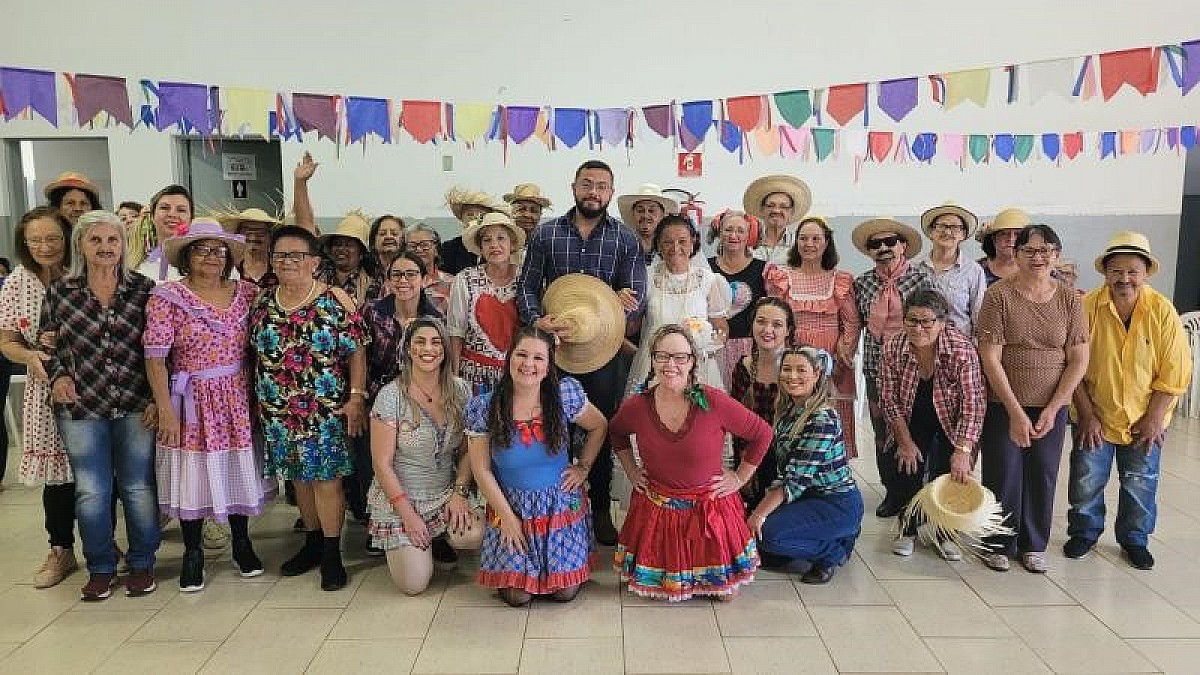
xmin=625 ymin=262 xmax=731 ymax=398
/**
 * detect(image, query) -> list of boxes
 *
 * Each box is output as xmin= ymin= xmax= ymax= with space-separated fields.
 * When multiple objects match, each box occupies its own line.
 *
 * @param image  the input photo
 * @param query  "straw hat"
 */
xmin=542 ymin=274 xmax=626 ymax=374
xmin=900 ymin=475 xmax=1014 ymax=555
xmin=503 ymin=183 xmax=552 ymax=208
xmin=975 ymin=207 xmax=1030 ymax=242
xmin=445 ymin=186 xmax=506 ymax=223
xmin=462 ymin=212 xmax=526 ymax=257
xmin=616 ymin=184 xmax=680 ymax=225
xmin=1094 ymin=230 xmax=1160 ymax=276
xmin=43 ymin=172 xmax=100 ymax=200
xmin=215 ymin=207 xmax=282 ymax=233
xmin=163 ymin=218 xmax=246 ymax=269
xmin=319 ymin=210 xmax=370 ymax=251
xmin=742 ymin=175 xmax=812 ymax=224
xmin=851 ymin=217 xmax=923 ymax=258
xmin=920 ymin=202 xmax=978 ymax=239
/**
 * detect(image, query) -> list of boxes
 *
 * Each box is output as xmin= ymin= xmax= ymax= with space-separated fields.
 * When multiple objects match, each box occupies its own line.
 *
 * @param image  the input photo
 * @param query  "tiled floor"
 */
xmin=3 ymin=418 xmax=1200 ymax=673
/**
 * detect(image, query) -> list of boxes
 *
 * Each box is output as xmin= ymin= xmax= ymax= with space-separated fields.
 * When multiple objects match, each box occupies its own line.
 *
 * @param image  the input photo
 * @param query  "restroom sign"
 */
xmin=222 ymin=153 xmax=257 ymax=181
xmin=677 ymin=152 xmax=703 ymax=178
xmin=231 ymin=180 xmax=248 ymax=199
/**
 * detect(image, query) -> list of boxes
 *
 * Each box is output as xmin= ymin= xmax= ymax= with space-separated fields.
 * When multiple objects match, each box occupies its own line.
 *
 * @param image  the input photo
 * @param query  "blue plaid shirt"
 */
xmin=516 ymin=208 xmax=647 ymax=324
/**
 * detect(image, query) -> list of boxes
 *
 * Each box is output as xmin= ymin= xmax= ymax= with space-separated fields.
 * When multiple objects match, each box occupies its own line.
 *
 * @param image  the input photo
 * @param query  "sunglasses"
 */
xmin=865 ymin=235 xmax=902 ymax=250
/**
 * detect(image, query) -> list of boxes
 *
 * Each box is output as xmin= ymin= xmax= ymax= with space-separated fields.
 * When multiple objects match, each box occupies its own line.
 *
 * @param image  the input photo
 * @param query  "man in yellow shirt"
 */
xmin=1066 ymin=232 xmax=1192 ymax=570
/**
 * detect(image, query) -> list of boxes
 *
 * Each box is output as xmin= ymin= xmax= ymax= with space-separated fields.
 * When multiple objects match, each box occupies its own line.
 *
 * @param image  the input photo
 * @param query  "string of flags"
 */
xmin=0 ymin=38 xmax=1197 ymax=167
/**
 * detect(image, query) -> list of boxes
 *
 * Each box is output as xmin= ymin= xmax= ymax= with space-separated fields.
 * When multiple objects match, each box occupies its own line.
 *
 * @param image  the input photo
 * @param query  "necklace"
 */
xmin=411 ymin=378 xmax=438 ymax=404
xmin=276 ymin=279 xmax=317 ymax=313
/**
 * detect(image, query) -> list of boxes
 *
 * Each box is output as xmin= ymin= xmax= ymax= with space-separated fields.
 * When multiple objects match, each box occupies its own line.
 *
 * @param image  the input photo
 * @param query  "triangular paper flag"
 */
xmin=554 ymin=107 xmax=589 ymax=148
xmin=826 ymin=84 xmax=866 ymax=126
xmin=454 ymin=103 xmax=495 ymax=143
xmin=506 ymin=106 xmax=540 ymax=144
xmin=1182 ymin=41 xmax=1200 ymax=95
xmin=1013 ymin=135 xmax=1034 ymax=163
xmin=941 ymin=134 xmax=966 ymax=163
xmin=943 ymin=69 xmax=991 ymax=109
xmin=400 ymin=100 xmax=442 ymax=144
xmin=773 ymin=90 xmax=812 ymax=127
xmin=642 ymin=104 xmax=674 ymax=139
xmin=1022 ymin=58 xmax=1079 ymax=104
xmin=725 ymin=95 xmax=765 ymax=132
xmin=680 ymin=100 xmax=713 ymax=143
xmin=1063 ymin=132 xmax=1084 ymax=159
xmin=223 ymin=87 xmax=273 ymax=137
xmin=1100 ymin=48 xmax=1158 ymax=100
xmin=912 ymin=133 xmax=937 ymax=162
xmin=877 ymin=78 xmax=918 ymax=122
xmin=1042 ymin=133 xmax=1061 ymax=161
xmin=753 ymin=126 xmax=780 ymax=157
xmin=594 ymin=108 xmax=629 ymax=146
xmin=719 ymin=120 xmax=742 ymax=153
xmin=69 ymin=73 xmax=132 ymax=127
xmin=346 ymin=96 xmax=391 ymax=144
xmin=993 ymin=134 xmax=1015 ymax=162
xmin=0 ymin=67 xmax=57 ymax=125
xmin=968 ymin=134 xmax=990 ymax=163
xmin=812 ymin=128 xmax=836 ymax=161
xmin=1119 ymin=130 xmax=1140 ymax=155
xmin=291 ymin=93 xmax=339 ymax=141
xmin=779 ymin=125 xmax=806 ymax=158
xmin=156 ymin=81 xmax=213 ymax=134
xmin=868 ymin=131 xmax=893 ymax=161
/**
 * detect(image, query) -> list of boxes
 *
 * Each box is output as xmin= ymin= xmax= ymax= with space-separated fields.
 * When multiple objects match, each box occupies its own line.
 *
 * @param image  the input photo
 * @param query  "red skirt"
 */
xmin=614 ymin=482 xmax=759 ymax=601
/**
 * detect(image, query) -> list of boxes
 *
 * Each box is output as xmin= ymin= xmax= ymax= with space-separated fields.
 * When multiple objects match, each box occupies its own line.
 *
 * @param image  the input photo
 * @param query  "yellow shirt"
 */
xmin=1081 ymin=285 xmax=1193 ymax=445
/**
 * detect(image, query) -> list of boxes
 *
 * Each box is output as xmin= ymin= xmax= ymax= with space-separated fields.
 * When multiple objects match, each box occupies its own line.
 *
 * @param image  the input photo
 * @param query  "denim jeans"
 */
xmin=57 ymin=413 xmax=160 ymax=574
xmin=1067 ymin=439 xmax=1161 ymax=547
xmin=759 ymin=488 xmax=864 ymax=567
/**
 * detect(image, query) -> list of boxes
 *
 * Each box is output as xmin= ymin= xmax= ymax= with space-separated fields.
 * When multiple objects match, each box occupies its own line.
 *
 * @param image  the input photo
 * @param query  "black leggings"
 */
xmin=180 ymin=515 xmax=251 ymax=551
xmin=43 ymin=483 xmax=76 ymax=548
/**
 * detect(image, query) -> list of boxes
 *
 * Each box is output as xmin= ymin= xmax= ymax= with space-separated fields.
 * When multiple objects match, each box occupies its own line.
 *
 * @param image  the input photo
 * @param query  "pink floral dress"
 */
xmin=0 ymin=267 xmax=71 ymax=484
xmin=143 ymin=280 xmax=269 ymax=520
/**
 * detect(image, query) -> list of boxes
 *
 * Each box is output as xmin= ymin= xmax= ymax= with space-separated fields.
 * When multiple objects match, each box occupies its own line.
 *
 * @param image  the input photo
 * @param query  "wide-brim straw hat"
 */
xmin=920 ymin=202 xmax=979 ymax=239
xmin=975 ymin=207 xmax=1030 ymax=242
xmin=616 ymin=184 xmax=680 ymax=225
xmin=319 ymin=210 xmax=371 ymax=251
xmin=503 ymin=183 xmax=552 ymax=208
xmin=742 ymin=175 xmax=812 ymax=224
xmin=215 ymin=207 xmax=282 ymax=232
xmin=852 ymin=217 xmax=923 ymax=258
xmin=462 ymin=212 xmax=527 ymax=257
xmin=1095 ymin=230 xmax=1160 ymax=276
xmin=163 ymin=218 xmax=246 ymax=269
xmin=900 ymin=475 xmax=1014 ymax=555
xmin=445 ymin=186 xmax=506 ymax=223
xmin=542 ymin=274 xmax=626 ymax=374
xmin=43 ymin=171 xmax=100 ymax=200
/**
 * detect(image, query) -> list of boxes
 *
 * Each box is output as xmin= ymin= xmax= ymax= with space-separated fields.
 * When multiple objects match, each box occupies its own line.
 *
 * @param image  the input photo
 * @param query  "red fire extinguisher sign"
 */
xmin=677 ymin=152 xmax=703 ymax=178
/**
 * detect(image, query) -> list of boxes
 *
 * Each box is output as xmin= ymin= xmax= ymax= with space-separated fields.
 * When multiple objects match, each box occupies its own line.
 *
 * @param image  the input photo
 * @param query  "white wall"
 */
xmin=2 ymin=1 xmax=1198 ymax=283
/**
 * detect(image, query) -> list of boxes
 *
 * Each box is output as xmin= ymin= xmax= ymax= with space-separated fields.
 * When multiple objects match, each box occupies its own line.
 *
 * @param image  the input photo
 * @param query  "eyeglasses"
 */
xmin=25 ymin=236 xmax=64 ymax=247
xmin=930 ymin=222 xmax=965 ymax=233
xmin=651 ymin=351 xmax=694 ymax=366
xmin=575 ymin=180 xmax=612 ymax=193
xmin=190 ymin=244 xmax=229 ymax=259
xmin=903 ymin=317 xmax=941 ymax=328
xmin=406 ymin=241 xmax=437 ymax=251
xmin=1017 ymin=246 xmax=1059 ymax=258
xmin=865 ymin=235 xmax=902 ymax=250
xmin=269 ymin=251 xmax=314 ymax=263
xmin=763 ymin=200 xmax=793 ymax=211
xmin=387 ymin=270 xmax=422 ymax=281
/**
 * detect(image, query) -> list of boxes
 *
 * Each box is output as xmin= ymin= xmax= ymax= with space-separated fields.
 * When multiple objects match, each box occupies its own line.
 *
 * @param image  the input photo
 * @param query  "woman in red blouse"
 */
xmin=610 ymin=324 xmax=773 ymax=602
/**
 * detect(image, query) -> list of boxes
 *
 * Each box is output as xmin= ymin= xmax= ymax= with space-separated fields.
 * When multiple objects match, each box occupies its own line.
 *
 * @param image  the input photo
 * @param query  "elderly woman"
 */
xmin=764 ymin=215 xmax=862 ymax=458
xmin=878 ymin=289 xmax=986 ymax=561
xmin=406 ymin=224 xmax=455 ymax=315
xmin=626 ymin=215 xmax=731 ymax=397
xmin=0 ymin=207 xmax=79 ymax=589
xmin=748 ymin=347 xmax=863 ymax=584
xmin=370 ymin=215 xmax=406 ymax=273
xmin=131 ymin=184 xmax=194 ymax=282
xmin=977 ymin=224 xmax=1089 ymax=573
xmin=143 ymin=219 xmax=268 ymax=592
xmin=45 ymin=172 xmax=102 ymax=225
xmin=468 ymin=327 xmax=608 ymax=606
xmin=320 ymin=211 xmax=383 ymax=308
xmin=976 ymin=208 xmax=1028 ymax=286
xmin=367 ymin=318 xmax=474 ymax=595
xmin=610 ymin=324 xmax=772 ymax=601
xmin=708 ymin=210 xmax=766 ymax=389
xmin=744 ymin=175 xmax=812 ymax=265
xmin=249 ymin=225 xmax=369 ymax=591
xmin=916 ymin=204 xmax=987 ymax=335
xmin=441 ymin=187 xmax=505 ymax=274
xmin=448 ymin=213 xmax=524 ymax=395
xmin=42 ymin=210 xmax=160 ymax=601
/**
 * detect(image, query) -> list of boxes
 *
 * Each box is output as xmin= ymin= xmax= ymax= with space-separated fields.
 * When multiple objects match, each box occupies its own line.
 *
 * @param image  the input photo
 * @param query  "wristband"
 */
xmin=387 ymin=492 xmax=407 ymax=506
xmin=955 ymin=445 xmax=973 ymax=455
xmin=453 ymin=483 xmax=471 ymax=498
xmin=349 ymin=388 xmax=366 ymax=397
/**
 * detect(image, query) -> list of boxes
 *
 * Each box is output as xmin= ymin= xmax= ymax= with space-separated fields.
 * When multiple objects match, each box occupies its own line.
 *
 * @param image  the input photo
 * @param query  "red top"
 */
xmin=609 ymin=385 xmax=773 ymax=490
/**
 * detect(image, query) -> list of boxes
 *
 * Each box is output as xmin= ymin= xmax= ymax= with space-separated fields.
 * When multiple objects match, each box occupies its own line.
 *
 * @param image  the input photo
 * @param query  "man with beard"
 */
xmin=1065 ymin=232 xmax=1191 ymax=570
xmin=851 ymin=218 xmax=934 ymax=518
xmin=516 ymin=160 xmax=646 ymax=545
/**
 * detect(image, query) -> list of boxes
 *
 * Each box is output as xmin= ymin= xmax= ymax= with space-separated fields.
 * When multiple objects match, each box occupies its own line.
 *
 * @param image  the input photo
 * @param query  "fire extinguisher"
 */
xmin=664 ymin=188 xmax=704 ymax=231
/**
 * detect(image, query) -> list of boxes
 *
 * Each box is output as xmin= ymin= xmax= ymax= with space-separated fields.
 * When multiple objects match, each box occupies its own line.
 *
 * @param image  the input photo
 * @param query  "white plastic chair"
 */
xmin=1180 ymin=312 xmax=1200 ymax=419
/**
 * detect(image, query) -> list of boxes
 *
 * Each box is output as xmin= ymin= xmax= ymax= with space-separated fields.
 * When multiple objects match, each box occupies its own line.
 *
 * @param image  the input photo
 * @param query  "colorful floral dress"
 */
xmin=447 ymin=265 xmax=518 ymax=395
xmin=143 ymin=281 xmax=269 ymax=520
xmin=764 ymin=265 xmax=862 ymax=458
xmin=249 ymin=288 xmax=369 ymax=480
xmin=0 ymin=266 xmax=70 ymax=484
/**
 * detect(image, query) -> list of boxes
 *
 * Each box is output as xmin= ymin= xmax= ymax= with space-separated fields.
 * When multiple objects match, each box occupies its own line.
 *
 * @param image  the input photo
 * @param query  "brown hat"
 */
xmin=445 ymin=186 xmax=506 ymax=223
xmin=462 ymin=212 xmax=526 ymax=257
xmin=503 ymin=183 xmax=552 ymax=208
xmin=920 ymin=202 xmax=978 ymax=239
xmin=742 ymin=175 xmax=812 ymax=225
xmin=975 ymin=207 xmax=1030 ymax=242
xmin=542 ymin=274 xmax=626 ymax=374
xmin=319 ymin=210 xmax=371 ymax=251
xmin=852 ymin=217 xmax=923 ymax=258
xmin=44 ymin=172 xmax=100 ymax=200
xmin=215 ymin=207 xmax=282 ymax=232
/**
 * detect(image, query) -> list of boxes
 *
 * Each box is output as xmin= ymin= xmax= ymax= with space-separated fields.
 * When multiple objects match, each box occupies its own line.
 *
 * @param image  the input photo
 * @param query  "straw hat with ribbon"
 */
xmin=319 ymin=210 xmax=371 ymax=252
xmin=900 ymin=475 xmax=1014 ymax=556
xmin=852 ymin=217 xmax=923 ymax=258
xmin=541 ymin=274 xmax=627 ymax=374
xmin=445 ymin=186 xmax=507 ymax=223
xmin=503 ymin=183 xmax=552 ymax=209
xmin=163 ymin=218 xmax=246 ymax=270
xmin=616 ymin=184 xmax=680 ymax=225
xmin=1095 ymin=230 xmax=1160 ymax=276
xmin=920 ymin=202 xmax=979 ymax=239
xmin=214 ymin=206 xmax=283 ymax=233
xmin=462 ymin=212 xmax=527 ymax=257
xmin=742 ymin=175 xmax=812 ymax=224
xmin=43 ymin=171 xmax=100 ymax=201
xmin=975 ymin=207 xmax=1030 ymax=242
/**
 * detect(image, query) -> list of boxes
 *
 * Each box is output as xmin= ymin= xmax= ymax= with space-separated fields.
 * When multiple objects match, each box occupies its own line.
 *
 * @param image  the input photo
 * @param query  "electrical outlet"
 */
xmin=442 ymin=155 xmax=453 ymax=171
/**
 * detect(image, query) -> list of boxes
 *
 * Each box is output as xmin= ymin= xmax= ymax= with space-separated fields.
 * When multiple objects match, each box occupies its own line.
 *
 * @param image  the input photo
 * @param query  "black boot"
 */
xmin=593 ymin=504 xmax=618 ymax=547
xmin=320 ymin=536 xmax=347 ymax=591
xmin=281 ymin=530 xmax=322 ymax=576
xmin=231 ymin=538 xmax=265 ymax=578
xmin=179 ymin=548 xmax=205 ymax=592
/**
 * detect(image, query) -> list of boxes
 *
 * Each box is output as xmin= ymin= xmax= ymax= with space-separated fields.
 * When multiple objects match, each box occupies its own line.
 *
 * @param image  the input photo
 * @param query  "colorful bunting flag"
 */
xmin=752 ymin=126 xmax=780 ymax=157
xmin=725 ymin=95 xmax=765 ymax=132
xmin=825 ymin=83 xmax=866 ymax=126
xmin=0 ymin=67 xmax=57 ymax=125
xmin=993 ymin=134 xmax=1015 ymax=162
xmin=400 ymin=100 xmax=442 ymax=144
xmin=868 ymin=131 xmax=893 ymax=161
xmin=346 ymin=96 xmax=390 ymax=144
xmin=1042 ymin=133 xmax=1061 ymax=161
xmin=156 ymin=81 xmax=213 ymax=134
xmin=1182 ymin=126 xmax=1197 ymax=150
xmin=1119 ymin=129 xmax=1140 ymax=155
xmin=1063 ymin=132 xmax=1084 ymax=159
xmin=453 ymin=103 xmax=495 ymax=143
xmin=943 ymin=69 xmax=991 ymax=109
xmin=641 ymin=104 xmax=674 ymax=139
xmin=67 ymin=73 xmax=132 ymax=127
xmin=1021 ymin=58 xmax=1079 ymax=104
xmin=1182 ymin=41 xmax=1200 ymax=95
xmin=506 ymin=105 xmax=540 ymax=144
xmin=554 ymin=107 xmax=589 ymax=148
xmin=812 ymin=128 xmax=836 ymax=161
xmin=877 ymin=78 xmax=918 ymax=122
xmin=680 ymin=100 xmax=713 ymax=144
xmin=223 ymin=87 xmax=274 ymax=137
xmin=594 ymin=108 xmax=629 ymax=147
xmin=912 ymin=133 xmax=937 ymax=162
xmin=779 ymin=125 xmax=806 ymax=158
xmin=968 ymin=134 xmax=990 ymax=162
xmin=719 ymin=120 xmax=742 ymax=154
xmin=290 ymin=93 xmax=338 ymax=141
xmin=773 ymin=90 xmax=812 ymax=127
xmin=1099 ymin=47 xmax=1158 ymax=100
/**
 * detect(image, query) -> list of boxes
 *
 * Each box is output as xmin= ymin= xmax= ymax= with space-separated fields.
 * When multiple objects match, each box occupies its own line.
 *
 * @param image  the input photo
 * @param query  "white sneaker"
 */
xmin=892 ymin=535 xmax=916 ymax=557
xmin=936 ymin=540 xmax=963 ymax=561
